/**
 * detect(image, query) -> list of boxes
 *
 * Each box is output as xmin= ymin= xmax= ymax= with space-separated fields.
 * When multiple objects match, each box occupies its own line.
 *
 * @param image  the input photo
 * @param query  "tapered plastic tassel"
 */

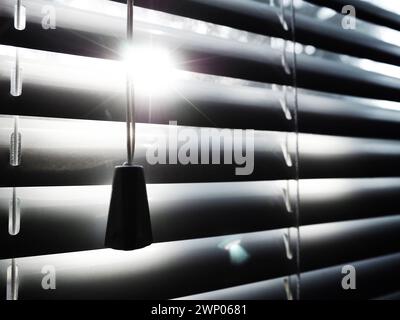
xmin=105 ymin=165 xmax=152 ymax=250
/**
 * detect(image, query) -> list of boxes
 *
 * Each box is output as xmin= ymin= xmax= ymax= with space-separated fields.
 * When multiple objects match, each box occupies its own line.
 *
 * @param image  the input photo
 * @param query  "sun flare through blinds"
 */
xmin=1 ymin=0 xmax=400 ymax=300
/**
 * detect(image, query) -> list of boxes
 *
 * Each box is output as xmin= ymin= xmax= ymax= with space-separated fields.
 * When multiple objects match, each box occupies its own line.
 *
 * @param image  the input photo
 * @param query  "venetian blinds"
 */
xmin=0 ymin=0 xmax=400 ymax=300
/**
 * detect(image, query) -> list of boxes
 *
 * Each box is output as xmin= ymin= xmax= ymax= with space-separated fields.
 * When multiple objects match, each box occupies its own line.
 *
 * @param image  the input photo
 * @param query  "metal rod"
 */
xmin=126 ymin=0 xmax=135 ymax=165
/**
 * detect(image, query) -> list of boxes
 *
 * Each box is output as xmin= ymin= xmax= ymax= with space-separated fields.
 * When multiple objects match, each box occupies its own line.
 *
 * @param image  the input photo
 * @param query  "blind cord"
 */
xmin=126 ymin=0 xmax=135 ymax=165
xmin=289 ymin=0 xmax=301 ymax=301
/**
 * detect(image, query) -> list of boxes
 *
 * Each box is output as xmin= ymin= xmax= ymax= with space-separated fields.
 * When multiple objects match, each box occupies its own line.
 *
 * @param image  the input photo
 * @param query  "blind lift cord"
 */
xmin=126 ymin=0 xmax=135 ymax=166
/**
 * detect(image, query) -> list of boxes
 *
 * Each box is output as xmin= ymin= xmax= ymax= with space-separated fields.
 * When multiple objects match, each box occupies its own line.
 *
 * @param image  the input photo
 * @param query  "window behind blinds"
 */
xmin=1 ymin=0 xmax=400 ymax=300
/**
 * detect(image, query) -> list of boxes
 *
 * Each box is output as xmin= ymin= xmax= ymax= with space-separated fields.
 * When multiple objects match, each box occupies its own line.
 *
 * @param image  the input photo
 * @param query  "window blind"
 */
xmin=1 ymin=0 xmax=400 ymax=300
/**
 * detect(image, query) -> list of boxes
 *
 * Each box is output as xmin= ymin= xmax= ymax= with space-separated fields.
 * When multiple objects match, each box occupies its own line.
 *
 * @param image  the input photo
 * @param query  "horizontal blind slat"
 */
xmin=3 ymin=0 xmax=399 ymax=65
xmin=1 ymin=178 xmax=400 ymax=258
xmin=114 ymin=0 xmax=400 ymax=65
xmin=0 ymin=230 xmax=296 ymax=300
xmin=178 ymin=253 xmax=400 ymax=300
xmin=305 ymin=0 xmax=400 ymax=31
xmin=2 ymin=118 xmax=400 ymax=186
xmin=301 ymin=252 xmax=400 ymax=300
xmin=301 ymin=216 xmax=400 ymax=272
xmin=0 ymin=119 xmax=295 ymax=186
xmin=2 ymin=216 xmax=400 ymax=299
xmin=1 ymin=52 xmax=400 ymax=139
xmin=0 ymin=182 xmax=293 ymax=258
xmin=1 ymin=7 xmax=400 ymax=101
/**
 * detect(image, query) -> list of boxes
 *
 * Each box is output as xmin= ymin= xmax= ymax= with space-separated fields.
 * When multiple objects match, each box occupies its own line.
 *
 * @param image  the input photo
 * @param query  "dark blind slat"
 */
xmin=301 ymin=216 xmax=400 ymax=272
xmin=305 ymin=0 xmax=400 ymax=31
xmin=1 ymin=0 xmax=400 ymax=300
xmin=1 ymin=216 xmax=400 ymax=299
xmin=2 ymin=52 xmax=400 ymax=139
xmin=0 ymin=182 xmax=294 ymax=259
xmin=179 ymin=253 xmax=400 ymax=300
xmin=1 ymin=178 xmax=400 ymax=259
xmin=1 ymin=7 xmax=400 ymax=101
xmin=2 ymin=117 xmax=400 ymax=187
xmin=115 ymin=0 xmax=400 ymax=65
xmin=0 ymin=230 xmax=296 ymax=300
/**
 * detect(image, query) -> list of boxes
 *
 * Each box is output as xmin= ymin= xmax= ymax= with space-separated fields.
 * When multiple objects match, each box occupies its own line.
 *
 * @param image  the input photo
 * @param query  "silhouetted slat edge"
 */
xmin=373 ymin=291 xmax=400 ymax=300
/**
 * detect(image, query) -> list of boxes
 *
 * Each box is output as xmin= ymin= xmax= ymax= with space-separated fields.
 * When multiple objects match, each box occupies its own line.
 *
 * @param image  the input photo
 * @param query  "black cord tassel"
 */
xmin=105 ymin=165 xmax=153 ymax=250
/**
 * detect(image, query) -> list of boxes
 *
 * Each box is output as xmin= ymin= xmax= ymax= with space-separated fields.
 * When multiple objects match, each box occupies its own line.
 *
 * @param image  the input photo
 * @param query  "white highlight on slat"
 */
xmin=281 ymin=132 xmax=293 ymax=167
xmin=10 ymin=48 xmax=22 ymax=97
xmin=8 ymin=187 xmax=21 ymax=236
xmin=281 ymin=180 xmax=293 ymax=213
xmin=283 ymin=276 xmax=293 ymax=300
xmin=6 ymin=259 xmax=18 ymax=300
xmin=273 ymin=84 xmax=293 ymax=121
xmin=282 ymin=228 xmax=293 ymax=260
xmin=277 ymin=0 xmax=289 ymax=31
xmin=281 ymin=40 xmax=292 ymax=75
xmin=14 ymin=0 xmax=26 ymax=30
